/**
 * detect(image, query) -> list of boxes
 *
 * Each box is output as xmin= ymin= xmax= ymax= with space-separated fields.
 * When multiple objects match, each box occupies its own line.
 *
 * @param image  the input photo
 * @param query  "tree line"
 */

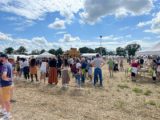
xmin=3 ymin=43 xmax=141 ymax=57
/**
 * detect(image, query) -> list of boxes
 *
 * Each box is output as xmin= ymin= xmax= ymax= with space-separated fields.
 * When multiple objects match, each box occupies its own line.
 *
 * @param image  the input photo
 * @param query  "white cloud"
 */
xmin=80 ymin=0 xmax=153 ymax=24
xmin=0 ymin=32 xmax=13 ymax=42
xmin=59 ymin=34 xmax=80 ymax=42
xmin=48 ymin=18 xmax=66 ymax=30
xmin=137 ymin=12 xmax=160 ymax=34
xmin=56 ymin=31 xmax=67 ymax=35
xmin=0 ymin=32 xmax=159 ymax=52
xmin=137 ymin=21 xmax=152 ymax=27
xmin=0 ymin=0 xmax=84 ymax=20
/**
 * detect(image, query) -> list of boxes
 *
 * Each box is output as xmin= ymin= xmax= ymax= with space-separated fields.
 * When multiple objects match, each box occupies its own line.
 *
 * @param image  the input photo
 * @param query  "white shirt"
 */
xmin=92 ymin=57 xmax=105 ymax=68
xmin=23 ymin=60 xmax=29 ymax=67
xmin=76 ymin=62 xmax=81 ymax=69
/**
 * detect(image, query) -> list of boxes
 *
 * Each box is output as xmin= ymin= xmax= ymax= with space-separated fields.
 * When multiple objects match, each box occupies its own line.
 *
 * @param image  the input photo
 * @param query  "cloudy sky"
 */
xmin=0 ymin=0 xmax=160 ymax=52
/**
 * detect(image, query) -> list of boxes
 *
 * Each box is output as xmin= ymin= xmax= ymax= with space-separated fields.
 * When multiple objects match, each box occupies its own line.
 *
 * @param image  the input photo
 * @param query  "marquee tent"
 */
xmin=36 ymin=52 xmax=55 ymax=58
xmin=136 ymin=42 xmax=160 ymax=56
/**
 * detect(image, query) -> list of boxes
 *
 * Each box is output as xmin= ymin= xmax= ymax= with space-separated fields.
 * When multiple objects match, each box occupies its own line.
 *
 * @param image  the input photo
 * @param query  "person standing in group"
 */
xmin=61 ymin=59 xmax=70 ymax=88
xmin=0 ymin=54 xmax=13 ymax=119
xmin=92 ymin=54 xmax=105 ymax=87
xmin=81 ymin=58 xmax=87 ymax=84
xmin=75 ymin=59 xmax=81 ymax=88
xmin=157 ymin=58 xmax=160 ymax=81
xmin=57 ymin=56 xmax=63 ymax=78
xmin=23 ymin=58 xmax=30 ymax=80
xmin=40 ymin=59 xmax=48 ymax=84
xmin=88 ymin=61 xmax=93 ymax=82
xmin=107 ymin=58 xmax=114 ymax=78
xmin=130 ymin=59 xmax=139 ymax=82
xmin=0 ymin=55 xmax=5 ymax=116
xmin=48 ymin=57 xmax=58 ymax=85
xmin=19 ymin=58 xmax=24 ymax=77
xmin=29 ymin=58 xmax=38 ymax=82
xmin=119 ymin=58 xmax=124 ymax=71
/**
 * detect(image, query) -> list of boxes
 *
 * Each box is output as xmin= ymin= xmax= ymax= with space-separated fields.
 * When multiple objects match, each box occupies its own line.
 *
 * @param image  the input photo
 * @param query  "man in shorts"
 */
xmin=0 ymin=55 xmax=6 ymax=116
xmin=0 ymin=54 xmax=13 ymax=119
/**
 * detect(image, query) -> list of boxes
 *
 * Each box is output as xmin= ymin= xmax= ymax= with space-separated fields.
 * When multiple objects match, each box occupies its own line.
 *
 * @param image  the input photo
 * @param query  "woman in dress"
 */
xmin=48 ymin=57 xmax=58 ymax=85
xmin=40 ymin=59 xmax=48 ymax=84
xmin=61 ymin=59 xmax=70 ymax=88
xmin=29 ymin=58 xmax=38 ymax=82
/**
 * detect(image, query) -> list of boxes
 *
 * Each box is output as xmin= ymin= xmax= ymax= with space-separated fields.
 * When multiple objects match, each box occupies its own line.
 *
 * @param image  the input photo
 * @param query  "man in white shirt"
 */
xmin=92 ymin=54 xmax=105 ymax=87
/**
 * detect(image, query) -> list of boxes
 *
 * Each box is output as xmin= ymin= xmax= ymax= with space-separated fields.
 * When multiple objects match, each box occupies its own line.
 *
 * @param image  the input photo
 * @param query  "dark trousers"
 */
xmin=94 ymin=68 xmax=103 ymax=86
xmin=23 ymin=66 xmax=30 ymax=80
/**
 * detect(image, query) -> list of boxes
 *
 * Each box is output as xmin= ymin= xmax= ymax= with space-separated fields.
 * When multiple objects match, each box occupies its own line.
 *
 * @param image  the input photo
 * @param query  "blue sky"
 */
xmin=0 ymin=0 xmax=160 ymax=52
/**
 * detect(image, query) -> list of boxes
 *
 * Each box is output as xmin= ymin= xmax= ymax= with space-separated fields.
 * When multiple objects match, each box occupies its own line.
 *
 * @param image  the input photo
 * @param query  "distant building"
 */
xmin=64 ymin=48 xmax=80 ymax=58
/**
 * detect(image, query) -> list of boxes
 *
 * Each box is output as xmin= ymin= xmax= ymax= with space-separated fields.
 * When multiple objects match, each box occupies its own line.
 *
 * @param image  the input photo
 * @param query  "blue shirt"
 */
xmin=0 ymin=62 xmax=3 ymax=87
xmin=1 ymin=62 xmax=13 ymax=87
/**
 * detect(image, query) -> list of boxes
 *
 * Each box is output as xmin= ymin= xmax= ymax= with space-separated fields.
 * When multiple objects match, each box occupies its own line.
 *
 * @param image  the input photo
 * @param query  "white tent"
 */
xmin=81 ymin=53 xmax=98 ymax=58
xmin=36 ymin=52 xmax=55 ymax=58
xmin=137 ymin=42 xmax=160 ymax=56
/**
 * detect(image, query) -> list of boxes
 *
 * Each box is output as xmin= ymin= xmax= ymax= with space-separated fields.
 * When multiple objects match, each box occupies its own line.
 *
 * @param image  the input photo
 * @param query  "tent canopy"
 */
xmin=36 ymin=52 xmax=55 ymax=58
xmin=137 ymin=42 xmax=160 ymax=56
xmin=81 ymin=53 xmax=98 ymax=58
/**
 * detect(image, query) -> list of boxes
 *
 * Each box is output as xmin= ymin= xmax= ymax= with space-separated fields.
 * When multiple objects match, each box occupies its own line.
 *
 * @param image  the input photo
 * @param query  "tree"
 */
xmin=107 ymin=51 xmax=116 ymax=55
xmin=79 ymin=47 xmax=89 ymax=53
xmin=125 ymin=43 xmax=141 ymax=57
xmin=88 ymin=48 xmax=95 ymax=53
xmin=16 ymin=46 xmax=27 ymax=54
xmin=55 ymin=48 xmax=63 ymax=56
xmin=4 ymin=47 xmax=14 ymax=54
xmin=40 ymin=49 xmax=46 ymax=54
xmin=95 ymin=47 xmax=107 ymax=55
xmin=79 ymin=47 xmax=95 ymax=53
xmin=31 ymin=49 xmax=40 ymax=55
xmin=48 ymin=49 xmax=56 ymax=55
xmin=116 ymin=47 xmax=126 ymax=56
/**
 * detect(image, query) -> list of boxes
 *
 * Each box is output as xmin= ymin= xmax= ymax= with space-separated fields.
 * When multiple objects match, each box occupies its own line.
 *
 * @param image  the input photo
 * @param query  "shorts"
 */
xmin=131 ymin=72 xmax=136 ymax=77
xmin=2 ymin=86 xmax=11 ymax=101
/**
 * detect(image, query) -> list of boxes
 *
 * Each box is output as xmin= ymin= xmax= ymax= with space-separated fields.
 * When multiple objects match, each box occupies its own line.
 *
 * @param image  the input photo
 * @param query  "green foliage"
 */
xmin=48 ymin=49 xmax=56 ymax=55
xmin=31 ymin=49 xmax=40 ymax=55
xmin=132 ymin=87 xmax=143 ymax=94
xmin=95 ymin=47 xmax=107 ymax=55
xmin=145 ymin=100 xmax=156 ymax=106
xmin=55 ymin=48 xmax=63 ymax=55
xmin=79 ymin=47 xmax=95 ymax=53
xmin=40 ymin=49 xmax=46 ymax=54
xmin=116 ymin=47 xmax=126 ymax=56
xmin=16 ymin=46 xmax=27 ymax=54
xmin=117 ymin=84 xmax=129 ymax=89
xmin=4 ymin=47 xmax=14 ymax=54
xmin=144 ymin=90 xmax=152 ymax=96
xmin=125 ymin=43 xmax=141 ymax=57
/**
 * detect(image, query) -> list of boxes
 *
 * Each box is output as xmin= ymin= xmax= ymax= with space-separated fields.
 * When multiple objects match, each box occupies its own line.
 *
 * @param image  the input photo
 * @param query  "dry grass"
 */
xmin=10 ymin=61 xmax=160 ymax=120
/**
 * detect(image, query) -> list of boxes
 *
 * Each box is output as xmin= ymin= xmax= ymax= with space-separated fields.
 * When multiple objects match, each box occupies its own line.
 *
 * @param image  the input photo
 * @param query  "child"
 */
xmin=88 ymin=62 xmax=92 ymax=82
xmin=61 ymin=59 xmax=70 ymax=88
xmin=40 ymin=59 xmax=48 ymax=84
xmin=75 ymin=59 xmax=81 ymax=88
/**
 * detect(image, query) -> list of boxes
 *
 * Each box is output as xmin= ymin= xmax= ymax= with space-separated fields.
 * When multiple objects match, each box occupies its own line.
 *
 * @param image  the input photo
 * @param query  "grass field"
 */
xmin=12 ymin=62 xmax=160 ymax=120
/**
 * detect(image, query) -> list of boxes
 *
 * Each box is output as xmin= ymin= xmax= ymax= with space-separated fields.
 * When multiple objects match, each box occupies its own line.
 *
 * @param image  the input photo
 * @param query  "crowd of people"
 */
xmin=2 ymin=51 xmax=160 ymax=120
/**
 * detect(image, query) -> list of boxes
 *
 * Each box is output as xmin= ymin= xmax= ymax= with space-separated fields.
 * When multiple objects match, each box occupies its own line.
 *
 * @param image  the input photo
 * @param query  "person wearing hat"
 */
xmin=0 ymin=54 xmax=13 ymax=119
